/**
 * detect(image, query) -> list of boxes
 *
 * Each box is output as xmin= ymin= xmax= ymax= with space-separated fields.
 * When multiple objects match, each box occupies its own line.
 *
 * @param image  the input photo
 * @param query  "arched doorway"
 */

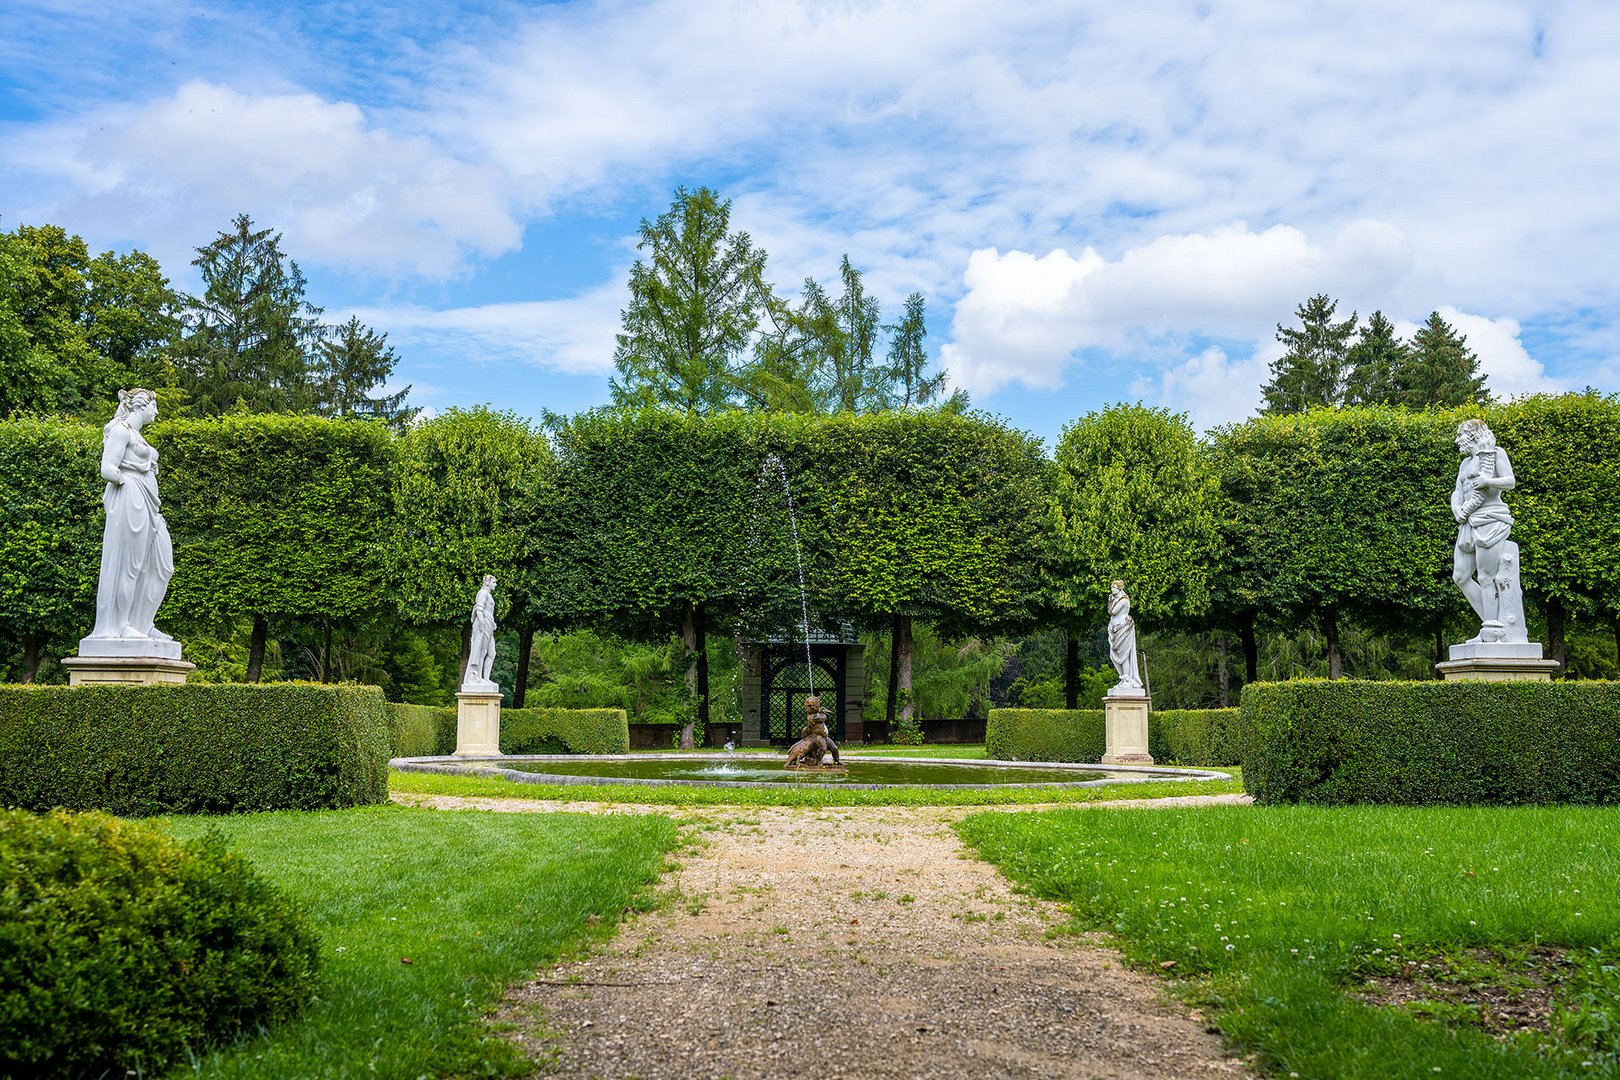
xmin=760 ymin=650 xmax=845 ymax=745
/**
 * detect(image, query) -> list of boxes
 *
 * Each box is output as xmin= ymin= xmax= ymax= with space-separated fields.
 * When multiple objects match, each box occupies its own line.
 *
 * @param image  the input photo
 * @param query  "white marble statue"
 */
xmin=462 ymin=574 xmax=499 ymax=692
xmin=80 ymin=388 xmax=180 ymax=659
xmin=1450 ymin=419 xmax=1529 ymax=644
xmin=1105 ymin=580 xmax=1145 ymax=697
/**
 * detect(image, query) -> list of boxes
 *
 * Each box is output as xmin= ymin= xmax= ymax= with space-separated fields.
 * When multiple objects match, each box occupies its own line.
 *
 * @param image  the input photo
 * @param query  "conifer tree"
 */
xmin=1260 ymin=294 xmax=1357 ymax=414
xmin=314 ymin=316 xmax=415 ymax=430
xmin=879 ymin=292 xmax=950 ymax=409
xmin=1343 ymin=311 xmax=1408 ymax=406
xmin=1397 ymin=311 xmax=1490 ymax=407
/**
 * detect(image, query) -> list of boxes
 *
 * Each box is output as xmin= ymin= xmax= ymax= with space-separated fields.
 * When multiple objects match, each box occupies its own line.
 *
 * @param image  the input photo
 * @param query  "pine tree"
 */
xmin=1343 ymin=310 xmax=1408 ymax=406
xmin=1397 ymin=311 xmax=1490 ymax=407
xmin=1261 ymin=294 xmax=1357 ymax=414
xmin=610 ymin=187 xmax=768 ymax=415
xmin=174 ymin=215 xmax=324 ymax=415
xmin=879 ymin=292 xmax=949 ymax=408
xmin=314 ymin=316 xmax=416 ymax=430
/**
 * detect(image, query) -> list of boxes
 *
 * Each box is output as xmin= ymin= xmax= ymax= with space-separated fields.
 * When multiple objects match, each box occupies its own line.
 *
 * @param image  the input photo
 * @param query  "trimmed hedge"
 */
xmin=0 ymin=683 xmax=391 ymax=814
xmin=503 ymin=707 xmax=629 ymax=755
xmin=986 ymin=708 xmax=1106 ymax=762
xmin=1149 ymin=708 xmax=1244 ymax=766
xmin=1242 ymin=679 xmax=1620 ymax=805
xmin=384 ymin=703 xmax=630 ymax=757
xmin=1 ymin=810 xmax=320 ymax=1078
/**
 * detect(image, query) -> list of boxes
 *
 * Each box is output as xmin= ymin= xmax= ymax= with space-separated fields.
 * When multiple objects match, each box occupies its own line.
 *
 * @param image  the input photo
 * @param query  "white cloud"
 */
xmin=940 ymin=220 xmax=1412 ymax=397
xmin=7 ymin=81 xmax=520 ymax=277
xmin=346 ymin=276 xmax=627 ymax=376
xmin=1130 ymin=345 xmax=1277 ymax=434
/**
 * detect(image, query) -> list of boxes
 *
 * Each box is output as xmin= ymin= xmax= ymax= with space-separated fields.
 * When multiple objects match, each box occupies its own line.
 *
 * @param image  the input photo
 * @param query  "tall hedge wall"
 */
xmin=1242 ymin=679 xmax=1620 ymax=805
xmin=1149 ymin=708 xmax=1244 ymax=766
xmin=986 ymin=708 xmax=1106 ymax=762
xmin=0 ymin=684 xmax=391 ymax=813
xmin=384 ymin=703 xmax=630 ymax=757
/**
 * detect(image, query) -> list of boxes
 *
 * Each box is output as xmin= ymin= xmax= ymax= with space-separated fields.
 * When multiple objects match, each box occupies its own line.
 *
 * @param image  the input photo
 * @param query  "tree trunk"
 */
xmin=681 ymin=600 xmax=698 ymax=749
xmin=1216 ymin=633 xmax=1230 ymax=709
xmin=246 ymin=615 xmax=268 ymax=683
xmin=695 ymin=603 xmax=710 ymax=733
xmin=1434 ymin=621 xmax=1446 ymax=674
xmin=896 ymin=614 xmax=914 ymax=724
xmin=1322 ymin=608 xmax=1343 ymax=679
xmin=321 ymin=619 xmax=333 ymax=683
xmin=513 ymin=627 xmax=535 ymax=708
xmin=1064 ymin=630 xmax=1080 ymax=710
xmin=886 ymin=613 xmax=901 ymax=732
xmin=1239 ymin=612 xmax=1259 ymax=684
xmin=458 ymin=622 xmax=472 ymax=685
xmin=20 ymin=633 xmax=43 ymax=684
xmin=1546 ymin=597 xmax=1568 ymax=677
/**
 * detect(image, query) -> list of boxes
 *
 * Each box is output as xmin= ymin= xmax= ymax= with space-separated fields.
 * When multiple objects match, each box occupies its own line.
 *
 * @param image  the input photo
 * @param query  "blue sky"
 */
xmin=4 ymin=0 xmax=1617 ymax=449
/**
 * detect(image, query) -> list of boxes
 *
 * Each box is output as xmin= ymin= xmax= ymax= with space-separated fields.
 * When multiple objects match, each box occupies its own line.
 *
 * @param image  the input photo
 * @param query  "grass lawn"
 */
xmin=957 ymin=803 xmax=1620 ymax=1078
xmin=161 ymin=804 xmax=677 ymax=1079
xmin=389 ymin=764 xmax=1241 ymax=808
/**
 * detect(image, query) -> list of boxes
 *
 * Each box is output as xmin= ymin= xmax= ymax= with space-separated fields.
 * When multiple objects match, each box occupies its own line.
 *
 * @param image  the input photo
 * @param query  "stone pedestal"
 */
xmin=1437 ymin=641 xmax=1561 ymax=682
xmin=62 ymin=655 xmax=195 ymax=686
xmin=1102 ymin=693 xmax=1154 ymax=765
xmin=454 ymin=690 xmax=503 ymax=757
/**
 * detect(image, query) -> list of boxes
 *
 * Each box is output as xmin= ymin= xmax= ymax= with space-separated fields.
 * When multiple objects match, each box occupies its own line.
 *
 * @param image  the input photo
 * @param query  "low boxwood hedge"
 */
xmin=0 ymin=683 xmax=391 ymax=814
xmin=986 ymin=708 xmax=1106 ymax=762
xmin=384 ymin=703 xmax=630 ymax=757
xmin=1242 ymin=679 xmax=1620 ymax=805
xmin=0 ymin=810 xmax=320 ymax=1078
xmin=1149 ymin=707 xmax=1244 ymax=766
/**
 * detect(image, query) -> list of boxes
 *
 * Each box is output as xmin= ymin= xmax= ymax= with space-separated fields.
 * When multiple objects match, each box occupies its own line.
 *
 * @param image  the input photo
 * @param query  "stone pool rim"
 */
xmin=389 ymin=753 xmax=1233 ymax=791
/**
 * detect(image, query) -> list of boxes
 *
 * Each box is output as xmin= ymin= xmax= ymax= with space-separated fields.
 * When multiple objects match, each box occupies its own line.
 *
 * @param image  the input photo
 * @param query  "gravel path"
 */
xmin=394 ymin=793 xmax=1253 ymax=1079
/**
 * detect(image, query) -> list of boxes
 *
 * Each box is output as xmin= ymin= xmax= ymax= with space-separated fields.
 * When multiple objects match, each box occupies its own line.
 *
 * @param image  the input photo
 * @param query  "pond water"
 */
xmin=489 ymin=756 xmax=1153 ymax=787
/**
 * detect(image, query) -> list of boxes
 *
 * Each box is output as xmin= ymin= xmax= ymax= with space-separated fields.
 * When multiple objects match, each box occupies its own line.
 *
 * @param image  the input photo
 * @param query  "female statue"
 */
xmin=86 ymin=389 xmax=175 ymax=647
xmin=1105 ymin=580 xmax=1144 ymax=696
xmin=462 ymin=574 xmax=499 ymax=690
xmin=1451 ymin=419 xmax=1527 ymax=642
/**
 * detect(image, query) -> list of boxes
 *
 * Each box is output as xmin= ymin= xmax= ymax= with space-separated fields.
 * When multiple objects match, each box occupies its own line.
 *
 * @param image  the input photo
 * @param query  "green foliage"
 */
xmin=0 ymin=223 xmax=181 ymax=417
xmin=313 ymin=315 xmax=415 ymax=429
xmin=159 ymin=413 xmax=395 ymax=626
xmin=503 ymin=707 xmax=630 ymax=755
xmin=1047 ymin=403 xmax=1218 ymax=631
xmin=1147 ymin=707 xmax=1244 ymax=765
xmin=1402 ymin=311 xmax=1489 ymax=407
xmin=0 ymin=683 xmax=391 ymax=813
xmin=173 ymin=214 xmax=325 ymax=415
xmin=0 ymin=418 xmax=102 ymax=660
xmin=389 ymin=407 xmax=553 ymax=628
xmin=1342 ymin=310 xmax=1408 ymax=406
xmin=383 ymin=703 xmax=630 ymax=756
xmin=0 ymin=809 xmax=319 ymax=1079
xmin=880 ymin=291 xmax=949 ymax=409
xmin=985 ymin=708 xmax=1106 ymax=762
xmin=611 ymin=186 xmax=768 ymax=414
xmin=385 ymin=702 xmax=451 ymax=757
xmin=1262 ymin=293 xmax=1358 ymax=413
xmin=1241 ymin=679 xmax=1620 ymax=805
xmin=865 ymin=623 xmax=1014 ymax=719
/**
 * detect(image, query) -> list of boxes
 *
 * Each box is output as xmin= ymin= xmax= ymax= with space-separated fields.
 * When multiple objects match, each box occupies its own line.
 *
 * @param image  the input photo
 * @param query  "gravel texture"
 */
xmin=393 ymin=792 xmax=1254 ymax=1079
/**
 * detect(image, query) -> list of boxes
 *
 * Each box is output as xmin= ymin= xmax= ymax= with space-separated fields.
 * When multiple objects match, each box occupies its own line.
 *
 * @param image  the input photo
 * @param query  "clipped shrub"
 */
xmin=0 ymin=810 xmax=320 ymax=1078
xmin=503 ymin=707 xmax=629 ymax=755
xmin=1149 ymin=708 xmax=1244 ymax=766
xmin=986 ymin=708 xmax=1106 ymax=762
xmin=0 ymin=683 xmax=391 ymax=814
xmin=1242 ymin=679 xmax=1620 ymax=805
xmin=383 ymin=704 xmax=630 ymax=756
xmin=387 ymin=702 xmax=456 ymax=757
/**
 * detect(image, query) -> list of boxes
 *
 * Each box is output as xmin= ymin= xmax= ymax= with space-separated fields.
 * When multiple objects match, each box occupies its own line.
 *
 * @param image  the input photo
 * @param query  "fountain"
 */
xmin=783 ymin=695 xmax=845 ymax=773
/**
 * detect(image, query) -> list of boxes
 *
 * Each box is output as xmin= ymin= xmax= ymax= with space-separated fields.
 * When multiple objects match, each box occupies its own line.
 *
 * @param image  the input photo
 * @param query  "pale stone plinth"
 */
xmin=1436 ymin=657 xmax=1562 ymax=682
xmin=1102 ymin=693 xmax=1154 ymax=765
xmin=77 ymin=635 xmax=184 ymax=660
xmin=62 ymin=655 xmax=195 ymax=686
xmin=455 ymin=691 xmax=503 ymax=757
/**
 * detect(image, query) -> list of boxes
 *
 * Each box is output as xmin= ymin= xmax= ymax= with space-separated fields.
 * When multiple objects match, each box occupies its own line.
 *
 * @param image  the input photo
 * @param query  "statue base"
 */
xmin=62 ymin=655 xmax=195 ymax=686
xmin=77 ymin=635 xmax=183 ymax=661
xmin=785 ymin=762 xmax=848 ymax=774
xmin=454 ymin=691 xmax=503 ymax=756
xmin=1436 ymin=655 xmax=1561 ymax=682
xmin=1102 ymin=693 xmax=1155 ymax=765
